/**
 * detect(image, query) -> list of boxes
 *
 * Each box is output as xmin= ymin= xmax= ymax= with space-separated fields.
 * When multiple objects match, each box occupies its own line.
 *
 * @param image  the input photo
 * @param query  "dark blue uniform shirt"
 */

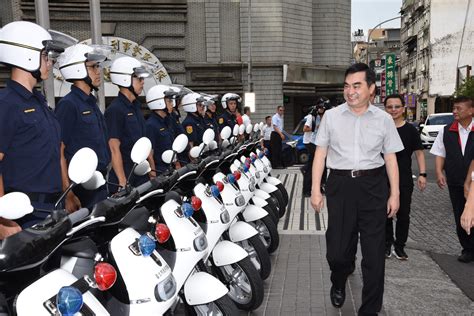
xmin=167 ymin=110 xmax=185 ymax=137
xmin=56 ymin=86 xmax=110 ymax=172
xmin=217 ymin=110 xmax=238 ymax=131
xmin=182 ymin=113 xmax=206 ymax=146
xmin=0 ymin=80 xmax=61 ymax=194
xmin=105 ymin=92 xmax=146 ymax=178
xmin=204 ymin=112 xmax=220 ymax=141
xmin=146 ymin=111 xmax=174 ymax=173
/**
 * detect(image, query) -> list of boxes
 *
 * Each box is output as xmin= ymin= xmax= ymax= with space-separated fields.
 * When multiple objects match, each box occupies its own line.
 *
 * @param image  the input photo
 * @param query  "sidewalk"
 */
xmin=244 ymin=167 xmax=474 ymax=315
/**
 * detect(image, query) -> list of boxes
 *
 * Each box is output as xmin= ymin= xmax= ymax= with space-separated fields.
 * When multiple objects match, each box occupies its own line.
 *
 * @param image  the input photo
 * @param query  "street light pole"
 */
xmin=35 ymin=0 xmax=56 ymax=109
xmin=247 ymin=0 xmax=252 ymax=92
xmin=366 ymin=16 xmax=401 ymax=65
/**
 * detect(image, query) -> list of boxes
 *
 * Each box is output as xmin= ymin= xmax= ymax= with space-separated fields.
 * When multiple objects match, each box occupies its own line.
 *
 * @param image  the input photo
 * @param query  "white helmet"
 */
xmin=0 ymin=21 xmax=64 ymax=74
xmin=181 ymin=92 xmax=206 ymax=113
xmin=221 ymin=93 xmax=242 ymax=109
xmin=110 ymin=56 xmax=150 ymax=88
xmin=146 ymin=84 xmax=179 ymax=110
xmin=58 ymin=44 xmax=106 ymax=82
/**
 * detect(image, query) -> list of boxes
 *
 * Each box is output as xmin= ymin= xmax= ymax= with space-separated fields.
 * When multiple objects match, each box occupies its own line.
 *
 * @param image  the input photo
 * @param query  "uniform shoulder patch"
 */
xmin=218 ymin=118 xmax=224 ymax=124
xmin=186 ymin=125 xmax=193 ymax=134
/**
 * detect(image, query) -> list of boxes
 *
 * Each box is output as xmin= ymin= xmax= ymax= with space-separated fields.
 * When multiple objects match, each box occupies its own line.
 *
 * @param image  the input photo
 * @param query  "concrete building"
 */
xmin=400 ymin=0 xmax=473 ymax=119
xmin=0 ymin=0 xmax=351 ymax=130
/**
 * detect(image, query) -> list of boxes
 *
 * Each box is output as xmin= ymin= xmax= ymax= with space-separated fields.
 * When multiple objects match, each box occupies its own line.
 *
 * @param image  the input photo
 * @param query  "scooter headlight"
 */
xmin=263 ymin=166 xmax=269 ymax=174
xmin=249 ymin=182 xmax=256 ymax=192
xmin=155 ymin=273 xmax=177 ymax=302
xmin=220 ymin=209 xmax=230 ymax=223
xmin=250 ymin=176 xmax=256 ymax=186
xmin=193 ymin=233 xmax=208 ymax=251
xmin=255 ymin=171 xmax=261 ymax=179
xmin=235 ymin=194 xmax=246 ymax=207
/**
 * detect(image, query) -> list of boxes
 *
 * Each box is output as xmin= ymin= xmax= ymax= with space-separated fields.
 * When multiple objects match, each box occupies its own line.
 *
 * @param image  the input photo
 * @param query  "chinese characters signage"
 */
xmin=385 ymin=53 xmax=396 ymax=96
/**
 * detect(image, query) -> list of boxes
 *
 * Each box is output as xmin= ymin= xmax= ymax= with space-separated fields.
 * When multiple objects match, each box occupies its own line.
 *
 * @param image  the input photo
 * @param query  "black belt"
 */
xmin=6 ymin=191 xmax=62 ymax=204
xmin=330 ymin=166 xmax=384 ymax=178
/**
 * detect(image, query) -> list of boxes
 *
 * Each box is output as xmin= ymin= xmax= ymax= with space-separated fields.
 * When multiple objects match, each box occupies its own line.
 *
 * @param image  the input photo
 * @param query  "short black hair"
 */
xmin=244 ymin=106 xmax=250 ymax=114
xmin=384 ymin=94 xmax=405 ymax=107
xmin=344 ymin=63 xmax=376 ymax=87
xmin=265 ymin=116 xmax=271 ymax=120
xmin=453 ymin=95 xmax=473 ymax=107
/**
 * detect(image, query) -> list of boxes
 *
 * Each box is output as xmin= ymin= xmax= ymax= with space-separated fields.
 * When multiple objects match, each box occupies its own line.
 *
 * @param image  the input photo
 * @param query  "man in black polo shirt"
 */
xmin=431 ymin=96 xmax=474 ymax=263
xmin=384 ymin=94 xmax=427 ymax=260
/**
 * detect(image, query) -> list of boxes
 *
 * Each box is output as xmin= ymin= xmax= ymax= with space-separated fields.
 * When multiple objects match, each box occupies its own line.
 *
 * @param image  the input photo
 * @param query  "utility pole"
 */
xmin=90 ymin=0 xmax=106 ymax=112
xmin=366 ymin=16 xmax=401 ymax=65
xmin=35 ymin=0 xmax=56 ymax=108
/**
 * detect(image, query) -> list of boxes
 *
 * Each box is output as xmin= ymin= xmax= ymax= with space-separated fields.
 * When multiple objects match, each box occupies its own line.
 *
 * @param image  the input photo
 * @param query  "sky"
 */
xmin=351 ymin=0 xmax=403 ymax=39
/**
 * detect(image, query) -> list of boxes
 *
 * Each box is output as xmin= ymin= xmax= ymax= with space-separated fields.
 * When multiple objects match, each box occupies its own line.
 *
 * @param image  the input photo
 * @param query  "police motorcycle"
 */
xmin=0 ymin=148 xmax=112 ymax=316
xmin=161 ymin=130 xmax=264 ymax=311
xmin=193 ymin=127 xmax=272 ymax=280
xmin=126 ymin=134 xmax=239 ymax=315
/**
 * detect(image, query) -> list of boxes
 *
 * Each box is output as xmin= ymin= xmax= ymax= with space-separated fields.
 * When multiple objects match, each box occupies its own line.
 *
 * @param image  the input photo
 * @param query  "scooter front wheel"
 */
xmin=252 ymin=215 xmax=280 ymax=253
xmin=237 ymin=235 xmax=271 ymax=280
xmin=185 ymin=294 xmax=239 ymax=316
xmin=217 ymin=257 xmax=264 ymax=311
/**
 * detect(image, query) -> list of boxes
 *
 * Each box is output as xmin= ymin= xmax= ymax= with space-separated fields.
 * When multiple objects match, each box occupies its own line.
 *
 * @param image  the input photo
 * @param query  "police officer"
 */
xmin=0 ymin=21 xmax=64 ymax=230
xmin=218 ymin=93 xmax=241 ymax=131
xmin=203 ymin=95 xmax=220 ymax=141
xmin=105 ymin=56 xmax=150 ymax=192
xmin=56 ymin=44 xmax=110 ymax=209
xmin=145 ymin=84 xmax=178 ymax=174
xmin=181 ymin=93 xmax=207 ymax=148
xmin=165 ymin=86 xmax=185 ymax=137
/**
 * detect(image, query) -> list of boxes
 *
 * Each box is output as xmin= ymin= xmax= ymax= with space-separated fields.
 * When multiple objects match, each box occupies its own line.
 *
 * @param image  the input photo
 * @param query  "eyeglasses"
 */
xmin=385 ymin=105 xmax=403 ymax=110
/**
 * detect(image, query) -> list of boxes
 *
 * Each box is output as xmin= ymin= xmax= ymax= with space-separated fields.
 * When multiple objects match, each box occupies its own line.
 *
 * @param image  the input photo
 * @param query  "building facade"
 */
xmin=1 ymin=0 xmax=351 ymax=130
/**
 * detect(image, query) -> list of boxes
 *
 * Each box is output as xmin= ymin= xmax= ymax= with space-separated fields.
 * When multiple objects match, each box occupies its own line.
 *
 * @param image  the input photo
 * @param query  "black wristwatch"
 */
xmin=419 ymin=173 xmax=427 ymax=177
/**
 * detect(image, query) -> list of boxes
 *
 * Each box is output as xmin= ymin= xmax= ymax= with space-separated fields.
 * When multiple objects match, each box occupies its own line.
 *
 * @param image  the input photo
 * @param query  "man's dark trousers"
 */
xmin=270 ymin=131 xmax=283 ymax=168
xmin=386 ymin=185 xmax=413 ymax=249
xmin=325 ymin=171 xmax=388 ymax=314
xmin=447 ymin=185 xmax=474 ymax=253
xmin=303 ymin=143 xmax=315 ymax=194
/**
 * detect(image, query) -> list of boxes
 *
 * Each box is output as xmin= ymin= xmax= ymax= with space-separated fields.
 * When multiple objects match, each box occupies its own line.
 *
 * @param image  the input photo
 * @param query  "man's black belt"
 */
xmin=330 ymin=166 xmax=384 ymax=178
xmin=6 ymin=191 xmax=62 ymax=204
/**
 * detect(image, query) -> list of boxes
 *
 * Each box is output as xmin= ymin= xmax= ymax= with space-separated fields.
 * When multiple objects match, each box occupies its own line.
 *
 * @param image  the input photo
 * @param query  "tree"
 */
xmin=454 ymin=77 xmax=474 ymax=99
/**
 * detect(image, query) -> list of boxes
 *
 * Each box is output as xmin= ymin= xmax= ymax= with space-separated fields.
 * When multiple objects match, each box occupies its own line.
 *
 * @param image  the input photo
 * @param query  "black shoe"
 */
xmin=330 ymin=285 xmax=345 ymax=308
xmin=393 ymin=247 xmax=408 ymax=260
xmin=385 ymin=245 xmax=392 ymax=259
xmin=457 ymin=251 xmax=474 ymax=263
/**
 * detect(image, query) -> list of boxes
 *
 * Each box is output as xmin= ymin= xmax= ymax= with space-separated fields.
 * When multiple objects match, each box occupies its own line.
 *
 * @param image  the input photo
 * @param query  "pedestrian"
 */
xmin=145 ymin=84 xmax=179 ymax=174
xmin=242 ymin=106 xmax=252 ymax=127
xmin=218 ymin=93 xmax=241 ymax=131
xmin=0 ymin=21 xmax=64 ymax=230
xmin=302 ymin=105 xmax=319 ymax=197
xmin=270 ymin=106 xmax=285 ymax=169
xmin=56 ymin=44 xmax=110 ymax=209
xmin=384 ymin=94 xmax=427 ymax=260
xmin=310 ymin=63 xmax=403 ymax=314
xmin=430 ymin=95 xmax=474 ymax=263
xmin=261 ymin=116 xmax=272 ymax=149
xmin=182 ymin=92 xmax=207 ymax=148
xmin=105 ymin=56 xmax=150 ymax=192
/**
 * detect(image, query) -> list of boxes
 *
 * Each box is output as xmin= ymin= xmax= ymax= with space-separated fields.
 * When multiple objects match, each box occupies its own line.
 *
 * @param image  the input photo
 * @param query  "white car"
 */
xmin=419 ymin=113 xmax=454 ymax=148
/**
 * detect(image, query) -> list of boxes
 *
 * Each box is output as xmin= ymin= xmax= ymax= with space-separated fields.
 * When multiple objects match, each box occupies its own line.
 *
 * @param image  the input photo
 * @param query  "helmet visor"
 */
xmin=42 ymin=40 xmax=66 ymax=62
xmin=133 ymin=66 xmax=151 ymax=79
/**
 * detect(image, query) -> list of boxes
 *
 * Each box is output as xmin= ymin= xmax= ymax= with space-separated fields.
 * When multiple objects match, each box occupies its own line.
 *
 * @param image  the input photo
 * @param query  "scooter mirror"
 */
xmin=245 ymin=124 xmax=253 ymax=134
xmin=161 ymin=150 xmax=175 ymax=164
xmin=0 ymin=192 xmax=33 ymax=220
xmin=68 ymin=147 xmax=98 ymax=184
xmin=238 ymin=124 xmax=246 ymax=135
xmin=202 ymin=129 xmax=215 ymax=146
xmin=230 ymin=136 xmax=236 ymax=144
xmin=131 ymin=137 xmax=152 ymax=165
xmin=172 ymin=134 xmax=189 ymax=154
xmin=209 ymin=140 xmax=218 ymax=150
xmin=232 ymin=125 xmax=239 ymax=136
xmin=82 ymin=171 xmax=106 ymax=190
xmin=134 ymin=160 xmax=151 ymax=176
xmin=222 ymin=139 xmax=230 ymax=148
xmin=189 ymin=146 xmax=201 ymax=159
xmin=220 ymin=126 xmax=232 ymax=140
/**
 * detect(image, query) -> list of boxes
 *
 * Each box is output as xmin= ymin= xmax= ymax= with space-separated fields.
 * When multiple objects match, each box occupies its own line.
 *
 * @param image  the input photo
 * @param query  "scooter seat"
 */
xmin=61 ymin=238 xmax=97 ymax=259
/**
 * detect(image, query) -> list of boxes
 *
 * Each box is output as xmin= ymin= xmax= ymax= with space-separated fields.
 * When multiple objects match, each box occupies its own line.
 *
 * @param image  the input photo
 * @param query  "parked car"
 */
xmin=419 ymin=113 xmax=454 ymax=148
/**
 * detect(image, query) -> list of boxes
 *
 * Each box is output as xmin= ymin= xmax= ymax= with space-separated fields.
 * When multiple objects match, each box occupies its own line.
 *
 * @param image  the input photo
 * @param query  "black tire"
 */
xmin=184 ymin=293 xmax=239 ymax=316
xmin=261 ymin=203 xmax=278 ymax=225
xmin=298 ymin=150 xmax=309 ymax=164
xmin=265 ymin=195 xmax=280 ymax=220
xmin=217 ymin=257 xmax=264 ymax=311
xmin=237 ymin=235 xmax=271 ymax=280
xmin=276 ymin=183 xmax=289 ymax=207
xmin=270 ymin=189 xmax=286 ymax=218
xmin=253 ymin=215 xmax=280 ymax=253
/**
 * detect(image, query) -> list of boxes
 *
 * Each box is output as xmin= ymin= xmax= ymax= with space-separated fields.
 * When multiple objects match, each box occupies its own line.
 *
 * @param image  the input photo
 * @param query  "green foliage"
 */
xmin=454 ymin=77 xmax=474 ymax=99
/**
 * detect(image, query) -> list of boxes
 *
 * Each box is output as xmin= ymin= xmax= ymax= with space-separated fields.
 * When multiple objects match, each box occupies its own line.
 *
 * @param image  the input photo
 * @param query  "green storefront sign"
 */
xmin=385 ymin=53 xmax=396 ymax=96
